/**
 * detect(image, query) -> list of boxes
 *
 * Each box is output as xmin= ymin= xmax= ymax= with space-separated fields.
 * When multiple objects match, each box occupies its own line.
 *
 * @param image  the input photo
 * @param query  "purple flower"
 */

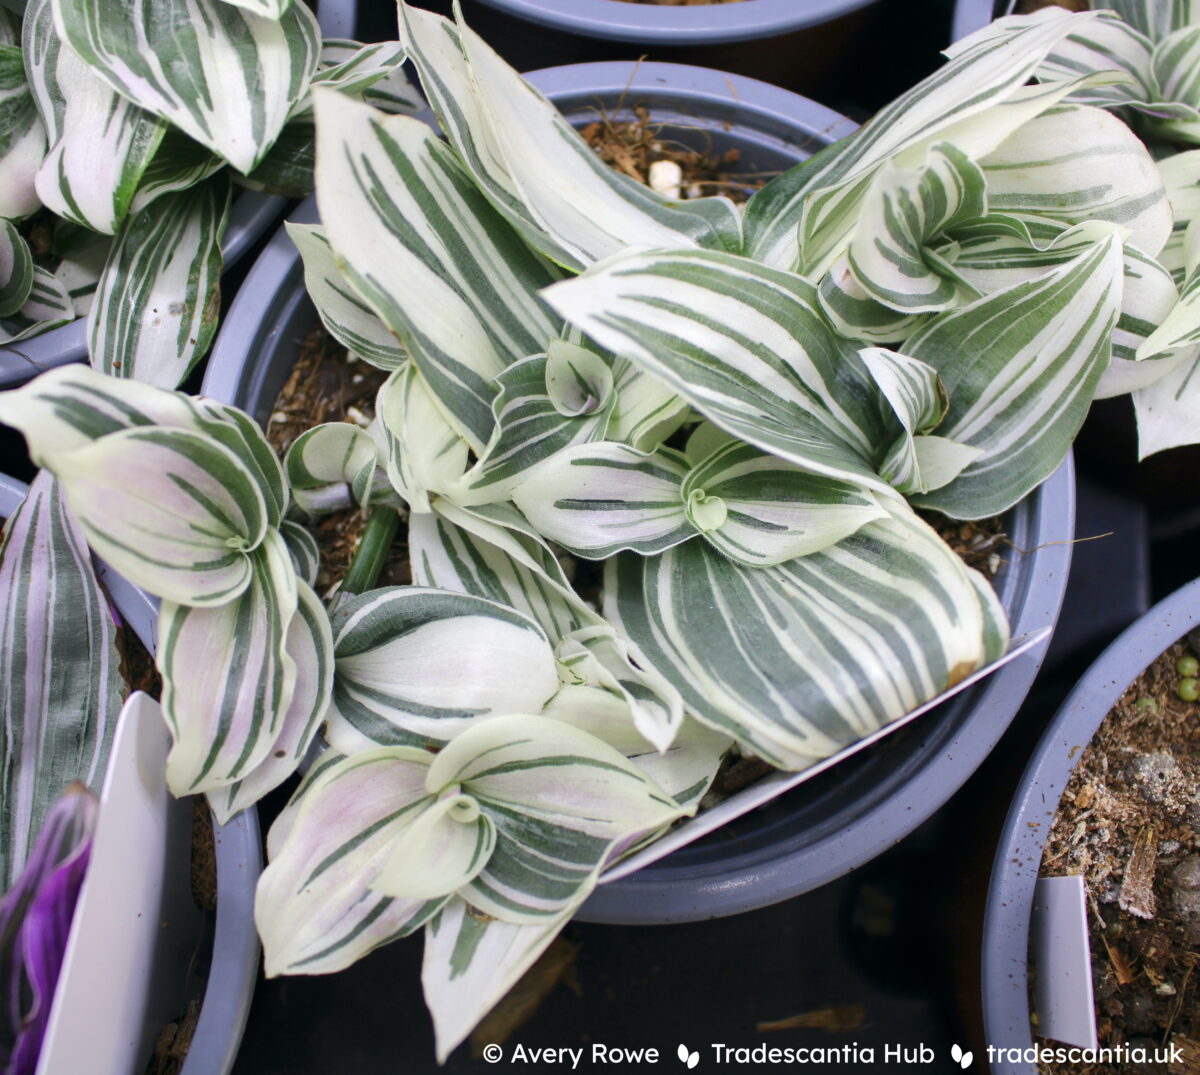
xmin=0 ymin=785 xmax=96 ymax=1075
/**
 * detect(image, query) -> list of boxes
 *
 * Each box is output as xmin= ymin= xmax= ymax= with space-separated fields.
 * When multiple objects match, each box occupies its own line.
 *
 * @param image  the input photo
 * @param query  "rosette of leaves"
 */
xmin=0 ymin=0 xmax=422 ymax=387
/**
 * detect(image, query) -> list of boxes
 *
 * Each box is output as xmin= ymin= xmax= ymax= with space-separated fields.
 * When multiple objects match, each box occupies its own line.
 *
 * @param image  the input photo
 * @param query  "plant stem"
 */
xmin=339 ymin=506 xmax=400 ymax=599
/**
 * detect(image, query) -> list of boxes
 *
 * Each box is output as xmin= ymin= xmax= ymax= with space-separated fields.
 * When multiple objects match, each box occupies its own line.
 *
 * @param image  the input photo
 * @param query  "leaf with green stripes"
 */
xmin=1030 ymin=8 xmax=1156 ymax=111
xmin=542 ymin=248 xmax=895 ymax=496
xmin=1148 ymin=26 xmax=1200 ymax=143
xmin=88 ymin=173 xmax=230 ymax=388
xmin=0 ymin=263 xmax=73 ymax=343
xmin=206 ymin=577 xmax=331 ymax=822
xmin=397 ymin=1 xmax=741 ymax=272
xmin=286 ymin=222 xmax=406 ymax=369
xmin=743 ymin=6 xmax=1118 ymax=275
xmin=255 ymin=747 xmax=446 ymax=977
xmin=24 ymin=0 xmax=167 ymax=234
xmin=314 ymin=89 xmax=561 ymax=451
xmin=1131 ymin=346 xmax=1200 ymax=457
xmin=128 ymin=127 xmax=225 ymax=216
xmin=326 ymin=587 xmax=561 ymax=753
xmin=157 ymin=526 xmax=297 ymax=800
xmin=605 ymin=500 xmax=1006 ymax=771
xmin=0 ymin=219 xmax=32 ymax=317
xmin=427 ymin=714 xmax=685 ymax=924
xmin=463 ymin=341 xmax=616 ymax=504
xmin=1137 ymin=222 xmax=1200 ymax=360
xmin=51 ymin=222 xmax=110 ymax=316
xmin=279 ymin=518 xmax=318 ymax=586
xmin=906 ymin=231 xmax=1124 ymax=518
xmin=0 ymin=470 xmax=123 ymax=893
xmin=977 ymin=103 xmax=1171 ymax=258
xmin=218 ymin=0 xmax=291 ymax=18
xmin=0 ymin=41 xmax=44 ymax=220
xmin=308 ymin=38 xmax=414 ymax=107
xmin=375 ymin=363 xmax=470 ymax=513
xmin=51 ymin=0 xmax=321 ymax=173
xmin=42 ymin=424 xmax=269 ymax=606
xmin=284 ymin=421 xmax=394 ymax=516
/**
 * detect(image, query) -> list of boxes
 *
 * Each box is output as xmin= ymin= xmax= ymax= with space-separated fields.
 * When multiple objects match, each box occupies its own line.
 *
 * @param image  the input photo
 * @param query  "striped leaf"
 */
xmin=255 ymin=748 xmax=446 ymax=976
xmin=43 ymin=425 xmax=268 ymax=606
xmin=326 ymin=587 xmax=560 ymax=753
xmin=375 ymin=363 xmax=470 ymax=513
xmin=607 ymin=359 xmax=691 ymax=452
xmin=841 ymin=142 xmax=987 ymax=315
xmin=1132 ymin=348 xmax=1200 ymax=457
xmin=422 ymin=897 xmax=582 ymax=1064
xmin=512 ymin=443 xmax=692 ymax=560
xmin=1150 ymin=26 xmax=1200 ymax=144
xmin=542 ymin=248 xmax=894 ymax=495
xmin=309 ymin=39 xmax=412 ymax=106
xmin=978 ymin=103 xmax=1171 ymax=258
xmin=51 ymin=222 xmax=110 ymax=316
xmin=237 ymin=115 xmax=314 ymax=197
xmin=398 ymin=1 xmax=741 ymax=272
xmin=0 ymin=41 xmax=44 ymax=220
xmin=744 ymin=6 xmax=1114 ymax=274
xmin=908 ymin=232 xmax=1123 ymax=518
xmin=279 ymin=517 xmax=318 ymax=586
xmin=314 ymin=89 xmax=560 ymax=452
xmin=605 ymin=501 xmax=1006 ymax=770
xmin=51 ymin=0 xmax=320 ymax=173
xmin=286 ymin=222 xmax=406 ymax=369
xmin=0 ymin=218 xmax=32 ymax=317
xmin=89 ymin=173 xmax=230 ymax=388
xmin=1094 ymin=0 xmax=1178 ymax=43
xmin=373 ymin=791 xmax=495 ymax=902
xmin=208 ymin=579 xmax=333 ymax=823
xmin=1033 ymin=9 xmax=1156 ymax=110
xmin=682 ymin=441 xmax=888 ymax=566
xmin=0 ymin=471 xmax=122 ymax=893
xmin=408 ymin=503 xmax=686 ymax=752
xmin=462 ymin=344 xmax=615 ymax=504
xmin=128 ymin=127 xmax=225 ymax=216
xmin=429 ymin=715 xmax=685 ymax=924
xmin=157 ymin=527 xmax=297 ymax=799
xmin=218 ymin=0 xmax=291 ymax=18
xmin=24 ymin=0 xmax=166 ymax=234
xmin=0 ymin=263 xmax=72 ymax=343
xmin=285 ymin=421 xmax=390 ymax=515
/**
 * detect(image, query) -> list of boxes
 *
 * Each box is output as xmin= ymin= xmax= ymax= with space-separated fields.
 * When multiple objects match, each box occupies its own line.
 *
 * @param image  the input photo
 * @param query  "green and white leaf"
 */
xmin=158 ymin=527 xmax=297 ymax=799
xmin=744 ymin=6 xmax=1116 ymax=273
xmin=680 ymin=441 xmax=888 ymax=566
xmin=279 ymin=518 xmax=319 ymax=586
xmin=0 ymin=41 xmax=45 ymax=220
xmin=0 ymin=471 xmax=123 ymax=892
xmin=512 ymin=442 xmax=692 ymax=559
xmin=429 ymin=714 xmax=685 ymax=923
xmin=1131 ymin=345 xmax=1200 ymax=457
xmin=0 ymin=218 xmax=33 ymax=317
xmin=398 ymin=0 xmax=741 ymax=272
xmin=207 ymin=578 xmax=333 ymax=824
xmin=606 ymin=501 xmax=1006 ymax=770
xmin=314 ymin=89 xmax=560 ymax=450
xmin=89 ymin=173 xmax=230 ymax=388
xmin=286 ymin=222 xmax=406 ymax=369
xmin=543 ymin=248 xmax=894 ymax=495
xmin=462 ymin=341 xmax=616 ymax=504
xmin=255 ymin=747 xmax=445 ymax=976
xmin=1148 ymin=26 xmax=1200 ymax=143
xmin=43 ymin=425 xmax=268 ymax=606
xmin=422 ymin=896 xmax=583 ymax=1063
xmin=606 ymin=359 xmax=691 ymax=452
xmin=285 ymin=421 xmax=391 ymax=515
xmin=907 ymin=232 xmax=1124 ymax=518
xmin=218 ymin=0 xmax=292 ymax=20
xmin=978 ymin=103 xmax=1171 ymax=258
xmin=50 ymin=224 xmax=110 ymax=317
xmin=308 ymin=38 xmax=412 ymax=106
xmin=0 ymin=264 xmax=73 ymax=342
xmin=326 ymin=587 xmax=560 ymax=753
xmin=1033 ymin=9 xmax=1156 ymax=110
xmin=52 ymin=0 xmax=321 ymax=173
xmin=375 ymin=363 xmax=470 ymax=513
xmin=128 ymin=128 xmax=225 ymax=216
xmin=24 ymin=0 xmax=166 ymax=234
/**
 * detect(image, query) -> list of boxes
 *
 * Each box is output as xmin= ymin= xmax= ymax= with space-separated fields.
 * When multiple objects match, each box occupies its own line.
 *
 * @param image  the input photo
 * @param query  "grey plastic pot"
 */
xmin=0 ymin=472 xmax=262 ymax=1075
xmin=951 ymin=0 xmax=1008 ymax=43
xmin=981 ymin=578 xmax=1200 ymax=1074
xmin=202 ymin=60 xmax=1074 ymax=927
xmin=0 ymin=0 xmax=357 ymax=392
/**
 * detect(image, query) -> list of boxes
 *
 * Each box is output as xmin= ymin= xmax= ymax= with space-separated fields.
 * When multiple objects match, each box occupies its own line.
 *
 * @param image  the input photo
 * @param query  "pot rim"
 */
xmin=469 ymin=0 xmax=878 ymax=45
xmin=981 ymin=576 xmax=1200 ymax=1073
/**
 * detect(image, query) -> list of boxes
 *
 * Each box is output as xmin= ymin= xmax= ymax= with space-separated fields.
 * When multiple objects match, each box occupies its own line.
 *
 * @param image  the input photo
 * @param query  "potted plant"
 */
xmin=0 ymin=0 xmax=414 ymax=390
xmin=0 ymin=1 xmax=1177 ymax=1063
xmin=982 ymin=578 xmax=1200 ymax=1073
xmin=0 ymin=471 xmax=262 ymax=1075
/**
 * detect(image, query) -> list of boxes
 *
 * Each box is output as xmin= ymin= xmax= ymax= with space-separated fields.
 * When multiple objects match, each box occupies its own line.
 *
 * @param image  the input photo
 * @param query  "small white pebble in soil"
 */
xmin=1160 ymin=839 xmax=1181 ymax=855
xmin=648 ymin=159 xmax=683 ymax=200
xmin=345 ymin=406 xmax=371 ymax=428
xmin=687 ymin=182 xmax=705 ymax=199
xmin=269 ymin=411 xmax=288 ymax=425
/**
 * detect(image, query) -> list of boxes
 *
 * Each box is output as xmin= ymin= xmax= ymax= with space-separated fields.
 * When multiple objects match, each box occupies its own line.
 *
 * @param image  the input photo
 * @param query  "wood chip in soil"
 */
xmin=1035 ymin=639 xmax=1200 ymax=1072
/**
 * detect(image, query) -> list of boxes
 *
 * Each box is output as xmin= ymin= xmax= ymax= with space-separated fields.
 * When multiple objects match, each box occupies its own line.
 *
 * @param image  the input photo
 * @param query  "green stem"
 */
xmin=339 ymin=506 xmax=401 ymax=599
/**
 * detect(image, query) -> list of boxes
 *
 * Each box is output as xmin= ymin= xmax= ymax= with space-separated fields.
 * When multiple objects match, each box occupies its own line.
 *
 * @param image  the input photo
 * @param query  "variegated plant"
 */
xmin=0 ymin=1 xmax=1184 ymax=1064
xmin=0 ymin=0 xmax=422 ymax=386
